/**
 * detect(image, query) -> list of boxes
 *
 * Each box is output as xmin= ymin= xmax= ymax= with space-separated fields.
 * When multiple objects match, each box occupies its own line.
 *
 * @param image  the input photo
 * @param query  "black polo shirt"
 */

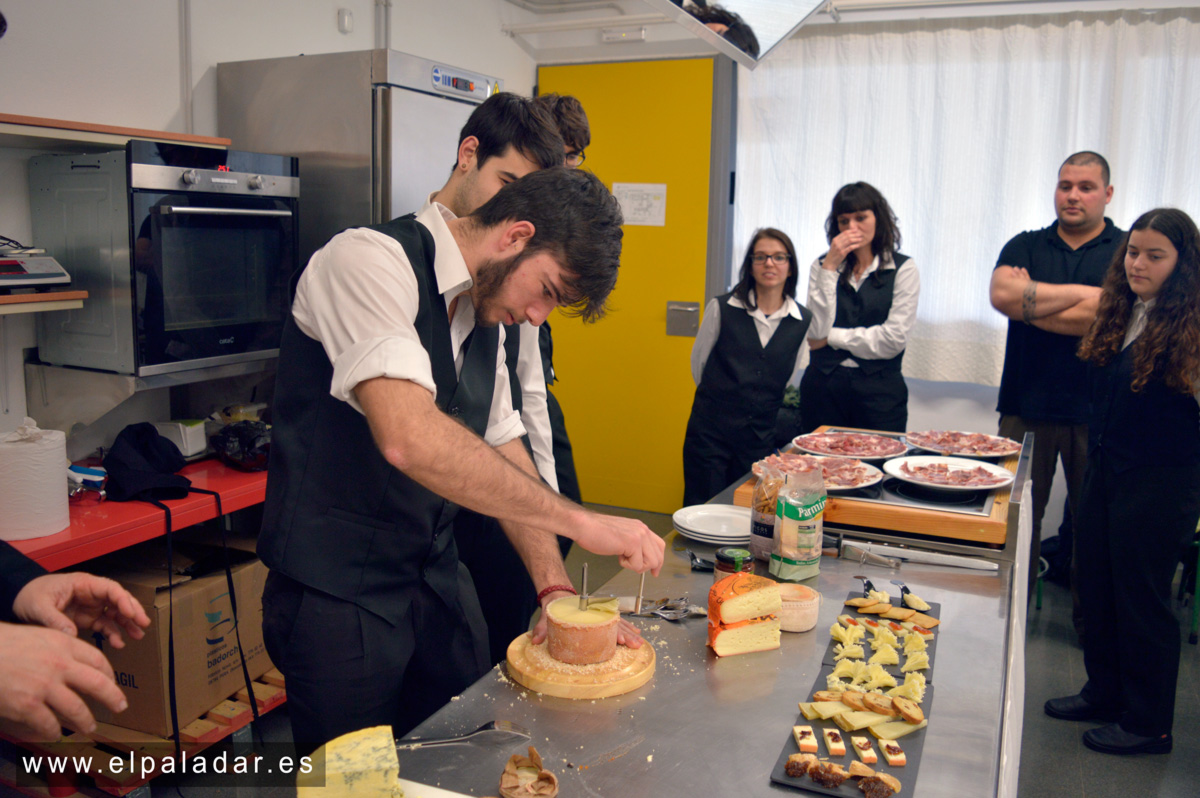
xmin=995 ymin=218 xmax=1122 ymax=423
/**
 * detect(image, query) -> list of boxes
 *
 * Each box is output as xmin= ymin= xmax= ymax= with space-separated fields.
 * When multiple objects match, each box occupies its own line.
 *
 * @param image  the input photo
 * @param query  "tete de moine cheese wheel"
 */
xmin=545 ymin=596 xmax=620 ymax=665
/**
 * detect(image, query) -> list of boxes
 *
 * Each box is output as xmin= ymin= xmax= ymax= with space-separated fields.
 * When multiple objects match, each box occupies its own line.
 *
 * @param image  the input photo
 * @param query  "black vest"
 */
xmin=809 ymin=254 xmax=910 ymax=375
xmin=258 ymin=217 xmax=499 ymax=624
xmin=1088 ymin=341 xmax=1200 ymax=473
xmin=694 ymin=292 xmax=811 ymax=428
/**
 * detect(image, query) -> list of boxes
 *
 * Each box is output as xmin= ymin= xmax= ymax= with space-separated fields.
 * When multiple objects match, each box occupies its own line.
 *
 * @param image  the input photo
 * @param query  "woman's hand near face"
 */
xmin=825 ymin=229 xmax=866 ymax=269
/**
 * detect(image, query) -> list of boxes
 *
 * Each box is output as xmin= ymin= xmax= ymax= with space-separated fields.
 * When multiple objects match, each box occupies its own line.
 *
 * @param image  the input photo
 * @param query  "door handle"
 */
xmin=154 ymin=207 xmax=293 ymax=217
xmin=666 ymin=301 xmax=700 ymax=337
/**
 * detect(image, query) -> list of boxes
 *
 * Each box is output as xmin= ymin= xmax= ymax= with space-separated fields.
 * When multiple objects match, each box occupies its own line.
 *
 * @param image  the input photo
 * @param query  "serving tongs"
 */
xmin=396 ymin=719 xmax=531 ymax=750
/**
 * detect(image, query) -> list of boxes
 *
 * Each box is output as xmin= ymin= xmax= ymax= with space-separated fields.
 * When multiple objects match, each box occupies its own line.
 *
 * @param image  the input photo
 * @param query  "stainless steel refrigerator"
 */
xmin=217 ymin=49 xmax=501 ymax=267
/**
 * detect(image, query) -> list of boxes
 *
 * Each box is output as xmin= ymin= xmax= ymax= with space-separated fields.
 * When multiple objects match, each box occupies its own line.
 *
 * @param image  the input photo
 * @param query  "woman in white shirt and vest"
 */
xmin=802 ymin=182 xmax=919 ymax=433
xmin=1046 ymin=208 xmax=1200 ymax=755
xmin=683 ymin=228 xmax=813 ymax=507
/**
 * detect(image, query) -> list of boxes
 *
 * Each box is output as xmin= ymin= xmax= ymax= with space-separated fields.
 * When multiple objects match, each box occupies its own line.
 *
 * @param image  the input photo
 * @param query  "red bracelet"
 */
xmin=536 ymin=584 xmax=577 ymax=604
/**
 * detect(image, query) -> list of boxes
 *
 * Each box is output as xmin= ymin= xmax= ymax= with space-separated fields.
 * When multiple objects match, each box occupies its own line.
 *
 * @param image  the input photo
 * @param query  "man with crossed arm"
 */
xmin=989 ymin=151 xmax=1122 ymax=628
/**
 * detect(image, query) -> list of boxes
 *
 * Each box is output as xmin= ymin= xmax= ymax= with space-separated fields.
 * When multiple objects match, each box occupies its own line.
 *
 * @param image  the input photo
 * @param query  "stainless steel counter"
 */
xmin=395 ymin=538 xmax=1022 ymax=797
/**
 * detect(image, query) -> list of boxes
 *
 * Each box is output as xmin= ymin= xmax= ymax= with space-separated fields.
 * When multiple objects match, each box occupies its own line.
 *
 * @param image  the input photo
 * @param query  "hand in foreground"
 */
xmin=571 ymin=513 xmax=665 ymax=577
xmin=0 ymin=622 xmax=128 ymax=740
xmin=13 ymin=573 xmax=151 ymax=648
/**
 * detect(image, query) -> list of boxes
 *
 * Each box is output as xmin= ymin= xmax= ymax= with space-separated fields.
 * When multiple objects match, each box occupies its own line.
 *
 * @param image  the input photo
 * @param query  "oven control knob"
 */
xmin=248 ymin=175 xmax=266 ymax=190
xmin=181 ymin=169 xmax=200 ymax=185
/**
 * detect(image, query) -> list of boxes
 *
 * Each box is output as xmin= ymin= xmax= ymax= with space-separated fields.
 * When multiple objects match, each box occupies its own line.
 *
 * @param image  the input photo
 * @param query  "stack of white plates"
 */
xmin=672 ymin=504 xmax=752 ymax=546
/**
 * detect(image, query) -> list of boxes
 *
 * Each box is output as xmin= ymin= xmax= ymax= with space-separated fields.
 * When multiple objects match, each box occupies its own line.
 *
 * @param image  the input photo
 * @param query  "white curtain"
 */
xmin=734 ymin=9 xmax=1200 ymax=386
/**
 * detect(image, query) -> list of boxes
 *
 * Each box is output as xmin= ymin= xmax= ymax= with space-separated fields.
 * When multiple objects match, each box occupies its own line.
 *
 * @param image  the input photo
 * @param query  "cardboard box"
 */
xmin=84 ymin=540 xmax=274 ymax=737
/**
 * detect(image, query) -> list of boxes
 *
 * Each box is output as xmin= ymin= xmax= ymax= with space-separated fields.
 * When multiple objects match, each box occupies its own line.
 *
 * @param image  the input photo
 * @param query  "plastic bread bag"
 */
xmin=750 ymin=464 xmax=785 ymax=560
xmin=770 ymin=464 xmax=826 ymax=581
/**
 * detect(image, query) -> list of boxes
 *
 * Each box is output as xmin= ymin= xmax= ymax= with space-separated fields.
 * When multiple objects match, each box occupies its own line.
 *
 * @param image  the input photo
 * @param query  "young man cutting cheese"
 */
xmin=258 ymin=162 xmax=664 ymax=757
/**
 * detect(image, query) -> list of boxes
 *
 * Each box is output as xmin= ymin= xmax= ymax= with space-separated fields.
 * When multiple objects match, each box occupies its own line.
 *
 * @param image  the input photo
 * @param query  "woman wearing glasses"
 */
xmin=682 ymin=228 xmax=813 ymax=506
xmin=801 ymin=182 xmax=920 ymax=433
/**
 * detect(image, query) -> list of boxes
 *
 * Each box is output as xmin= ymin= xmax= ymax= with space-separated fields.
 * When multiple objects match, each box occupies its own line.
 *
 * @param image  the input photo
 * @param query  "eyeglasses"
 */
xmin=752 ymin=253 xmax=790 ymax=264
xmin=565 ymin=149 xmax=586 ymax=168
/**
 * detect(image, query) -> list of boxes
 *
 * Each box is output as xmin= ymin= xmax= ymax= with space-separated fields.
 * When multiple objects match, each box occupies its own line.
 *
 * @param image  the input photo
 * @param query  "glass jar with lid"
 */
xmin=714 ymin=546 xmax=755 ymax=582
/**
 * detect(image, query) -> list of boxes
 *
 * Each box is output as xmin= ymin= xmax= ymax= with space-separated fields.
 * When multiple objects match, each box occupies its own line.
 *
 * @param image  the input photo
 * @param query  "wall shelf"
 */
xmin=0 ymin=290 xmax=87 ymax=315
xmin=0 ymin=113 xmax=229 ymax=152
xmin=9 ymin=458 xmax=267 ymax=571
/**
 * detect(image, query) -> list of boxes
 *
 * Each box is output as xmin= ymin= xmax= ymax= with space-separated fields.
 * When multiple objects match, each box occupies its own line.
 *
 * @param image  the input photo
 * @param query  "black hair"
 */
xmin=824 ymin=182 xmax=901 ymax=282
xmin=1061 ymin=151 xmax=1111 ymax=187
xmin=452 ymin=92 xmax=564 ymax=173
xmin=689 ymin=5 xmax=760 ymax=58
xmin=469 ymin=167 xmax=623 ymax=322
xmin=533 ymin=93 xmax=591 ymax=153
xmin=731 ymin=228 xmax=798 ymax=309
xmin=1079 ymin=208 xmax=1200 ymax=395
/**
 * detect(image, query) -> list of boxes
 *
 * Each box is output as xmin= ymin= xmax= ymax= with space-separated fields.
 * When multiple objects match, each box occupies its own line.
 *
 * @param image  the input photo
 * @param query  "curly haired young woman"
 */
xmin=1045 ymin=208 xmax=1200 ymax=755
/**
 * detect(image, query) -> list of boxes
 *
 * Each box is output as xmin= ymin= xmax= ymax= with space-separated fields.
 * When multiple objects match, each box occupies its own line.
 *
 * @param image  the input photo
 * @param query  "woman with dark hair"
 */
xmin=801 ymin=182 xmax=919 ymax=432
xmin=1046 ymin=208 xmax=1200 ymax=755
xmin=682 ymin=228 xmax=813 ymax=506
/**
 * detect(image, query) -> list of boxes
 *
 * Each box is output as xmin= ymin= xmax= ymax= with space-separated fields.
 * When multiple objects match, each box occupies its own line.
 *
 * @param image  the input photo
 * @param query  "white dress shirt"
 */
xmin=805 ymin=253 xmax=920 ymax=368
xmin=691 ymin=290 xmax=808 ymax=385
xmin=1124 ymin=297 xmax=1200 ymax=408
xmin=419 ymin=194 xmax=558 ymax=489
xmin=291 ymin=201 xmax=524 ymax=448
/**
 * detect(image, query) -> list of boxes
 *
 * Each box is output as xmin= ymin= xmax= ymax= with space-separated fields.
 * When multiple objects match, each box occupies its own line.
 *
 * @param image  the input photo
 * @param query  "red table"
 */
xmin=10 ymin=459 xmax=267 ymax=571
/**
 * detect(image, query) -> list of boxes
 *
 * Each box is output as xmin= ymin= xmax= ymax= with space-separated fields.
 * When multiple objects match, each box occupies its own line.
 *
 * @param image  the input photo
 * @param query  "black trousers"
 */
xmin=682 ymin=403 xmax=774 ymax=508
xmin=998 ymin=415 xmax=1088 ymax=616
xmin=261 ymin=570 xmax=489 ymax=757
xmin=455 ymin=511 xmax=541 ymax=667
xmin=547 ymin=389 xmax=582 ymax=508
xmin=799 ymin=365 xmax=907 ymax=433
xmin=1076 ymin=454 xmax=1200 ymax=736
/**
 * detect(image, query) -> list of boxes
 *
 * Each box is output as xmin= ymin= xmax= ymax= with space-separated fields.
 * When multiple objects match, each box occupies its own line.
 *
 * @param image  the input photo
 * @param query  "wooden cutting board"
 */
xmin=505 ymin=633 xmax=655 ymax=699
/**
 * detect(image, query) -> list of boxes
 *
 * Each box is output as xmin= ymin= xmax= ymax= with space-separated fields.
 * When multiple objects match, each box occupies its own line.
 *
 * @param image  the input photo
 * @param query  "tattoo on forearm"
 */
xmin=1022 ymin=281 xmax=1037 ymax=324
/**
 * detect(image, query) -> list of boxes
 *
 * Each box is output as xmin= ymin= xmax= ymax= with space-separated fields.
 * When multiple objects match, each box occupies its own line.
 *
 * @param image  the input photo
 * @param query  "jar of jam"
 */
xmin=714 ymin=547 xmax=755 ymax=582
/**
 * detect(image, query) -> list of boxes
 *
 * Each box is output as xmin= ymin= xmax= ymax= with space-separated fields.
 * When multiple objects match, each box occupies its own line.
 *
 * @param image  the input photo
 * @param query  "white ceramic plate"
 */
xmin=818 ymin=456 xmax=885 ymax=491
xmin=752 ymin=453 xmax=884 ymax=491
xmin=791 ymin=432 xmax=908 ymax=461
xmin=904 ymin=430 xmax=1021 ymax=458
xmin=883 ymin=455 xmax=1015 ymax=491
xmin=672 ymin=504 xmax=753 ymax=544
xmin=674 ymin=525 xmax=751 ymax=546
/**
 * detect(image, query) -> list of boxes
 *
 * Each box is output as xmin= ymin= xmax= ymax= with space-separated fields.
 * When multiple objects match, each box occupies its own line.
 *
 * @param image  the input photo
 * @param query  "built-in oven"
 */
xmin=29 ymin=140 xmax=299 ymax=377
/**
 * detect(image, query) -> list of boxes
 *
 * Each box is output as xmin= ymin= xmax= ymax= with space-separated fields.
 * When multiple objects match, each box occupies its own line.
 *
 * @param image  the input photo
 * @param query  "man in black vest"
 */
xmin=428 ymin=93 xmax=592 ymax=667
xmin=988 ymin=151 xmax=1122 ymax=616
xmin=259 ymin=167 xmax=665 ymax=755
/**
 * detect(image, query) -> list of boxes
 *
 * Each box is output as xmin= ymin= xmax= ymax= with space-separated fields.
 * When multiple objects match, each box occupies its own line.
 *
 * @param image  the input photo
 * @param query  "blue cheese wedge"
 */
xmin=298 ymin=725 xmax=402 ymax=797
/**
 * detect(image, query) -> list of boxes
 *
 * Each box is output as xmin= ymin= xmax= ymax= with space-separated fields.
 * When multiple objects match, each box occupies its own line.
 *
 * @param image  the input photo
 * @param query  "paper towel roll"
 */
xmin=0 ymin=418 xmax=70 ymax=541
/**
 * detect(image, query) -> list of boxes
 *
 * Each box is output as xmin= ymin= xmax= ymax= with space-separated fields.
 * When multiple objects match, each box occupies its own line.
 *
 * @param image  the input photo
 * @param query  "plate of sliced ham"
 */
xmin=791 ymin=432 xmax=908 ymax=460
xmin=904 ymin=430 xmax=1021 ymax=458
xmin=883 ymin=456 xmax=1015 ymax=491
xmin=753 ymin=452 xmax=884 ymax=491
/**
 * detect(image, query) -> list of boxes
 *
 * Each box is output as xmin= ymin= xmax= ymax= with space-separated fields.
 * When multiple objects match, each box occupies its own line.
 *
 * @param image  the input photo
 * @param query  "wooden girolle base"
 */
xmin=505 ymin=632 xmax=655 ymax=699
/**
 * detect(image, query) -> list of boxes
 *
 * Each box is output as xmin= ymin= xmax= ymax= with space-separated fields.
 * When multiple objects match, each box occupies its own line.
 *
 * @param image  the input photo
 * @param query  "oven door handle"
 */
xmin=154 ymin=206 xmax=294 ymax=218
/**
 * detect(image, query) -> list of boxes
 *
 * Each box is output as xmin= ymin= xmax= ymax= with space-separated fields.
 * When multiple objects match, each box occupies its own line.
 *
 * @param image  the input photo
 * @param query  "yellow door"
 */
xmin=538 ymin=59 xmax=714 ymax=514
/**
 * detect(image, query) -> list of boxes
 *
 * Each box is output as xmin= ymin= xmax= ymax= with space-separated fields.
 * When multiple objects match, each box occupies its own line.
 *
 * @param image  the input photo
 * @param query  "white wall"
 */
xmin=0 ymin=0 xmax=537 ymax=441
